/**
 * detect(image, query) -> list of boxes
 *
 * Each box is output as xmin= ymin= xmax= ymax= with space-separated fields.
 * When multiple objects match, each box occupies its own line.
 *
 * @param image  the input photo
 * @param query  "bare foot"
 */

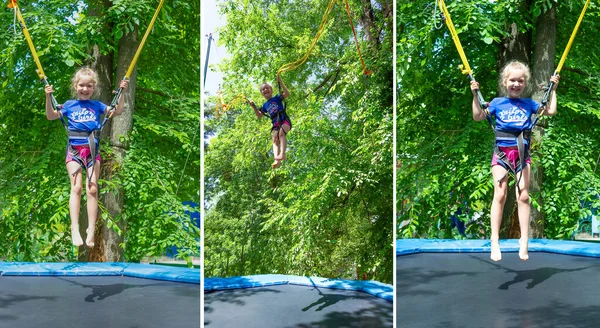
xmin=271 ymin=160 xmax=282 ymax=169
xmin=519 ymin=238 xmax=529 ymax=261
xmin=86 ymin=228 xmax=95 ymax=248
xmin=275 ymin=154 xmax=286 ymax=161
xmin=490 ymin=240 xmax=501 ymax=262
xmin=71 ymin=226 xmax=84 ymax=247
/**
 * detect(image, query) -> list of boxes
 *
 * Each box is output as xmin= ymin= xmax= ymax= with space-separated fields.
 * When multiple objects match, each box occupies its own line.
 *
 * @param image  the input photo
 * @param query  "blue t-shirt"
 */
xmin=260 ymin=95 xmax=286 ymax=124
xmin=61 ymin=99 xmax=107 ymax=146
xmin=489 ymin=97 xmax=539 ymax=147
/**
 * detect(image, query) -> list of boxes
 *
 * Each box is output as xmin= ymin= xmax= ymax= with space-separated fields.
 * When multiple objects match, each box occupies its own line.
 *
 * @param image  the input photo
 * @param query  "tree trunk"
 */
xmin=83 ymin=0 xmax=114 ymax=262
xmin=498 ymin=22 xmax=532 ymax=71
xmin=530 ymin=5 xmax=557 ymax=238
xmin=100 ymin=27 xmax=139 ymax=262
xmin=496 ymin=0 xmax=532 ymax=238
xmin=358 ymin=0 xmax=377 ymax=46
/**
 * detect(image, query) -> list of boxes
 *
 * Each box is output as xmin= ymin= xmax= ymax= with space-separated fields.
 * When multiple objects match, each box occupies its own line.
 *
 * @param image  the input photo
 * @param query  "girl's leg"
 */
xmin=516 ymin=164 xmax=531 ymax=260
xmin=271 ymin=130 xmax=282 ymax=168
xmin=490 ymin=165 xmax=509 ymax=261
xmin=66 ymin=161 xmax=84 ymax=246
xmin=275 ymin=124 xmax=291 ymax=161
xmin=85 ymin=161 xmax=101 ymax=248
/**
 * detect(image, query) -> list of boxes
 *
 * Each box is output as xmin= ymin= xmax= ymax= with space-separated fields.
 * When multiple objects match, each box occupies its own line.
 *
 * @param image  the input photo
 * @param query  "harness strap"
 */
xmin=493 ymin=130 xmax=531 ymax=193
xmin=67 ymin=130 xmax=99 ymax=180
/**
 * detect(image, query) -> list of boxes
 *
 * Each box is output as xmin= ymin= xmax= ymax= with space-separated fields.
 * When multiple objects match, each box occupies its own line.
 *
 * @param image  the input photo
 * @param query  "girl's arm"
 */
xmin=542 ymin=75 xmax=560 ymax=116
xmin=111 ymin=80 xmax=129 ymax=116
xmin=45 ymin=85 xmax=61 ymax=120
xmin=277 ymin=75 xmax=290 ymax=100
xmin=470 ymin=81 xmax=486 ymax=121
xmin=247 ymin=98 xmax=264 ymax=119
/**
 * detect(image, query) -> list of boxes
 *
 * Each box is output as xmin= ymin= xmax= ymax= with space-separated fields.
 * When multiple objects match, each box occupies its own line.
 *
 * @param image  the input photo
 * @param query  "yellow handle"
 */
xmin=12 ymin=1 xmax=46 ymax=80
xmin=125 ymin=0 xmax=166 ymax=78
xmin=438 ymin=0 xmax=472 ymax=75
xmin=555 ymin=0 xmax=590 ymax=74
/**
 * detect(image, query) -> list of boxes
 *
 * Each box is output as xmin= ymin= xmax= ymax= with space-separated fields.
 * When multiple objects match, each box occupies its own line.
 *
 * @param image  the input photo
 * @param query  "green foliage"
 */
xmin=397 ymin=0 xmax=600 ymax=240
xmin=205 ymin=0 xmax=392 ymax=283
xmin=0 ymin=1 xmax=199 ymax=263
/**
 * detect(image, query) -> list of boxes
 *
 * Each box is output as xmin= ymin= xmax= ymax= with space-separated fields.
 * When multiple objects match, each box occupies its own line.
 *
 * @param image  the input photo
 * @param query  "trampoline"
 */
xmin=0 ymin=262 xmax=200 ymax=328
xmin=204 ymin=274 xmax=393 ymax=327
xmin=396 ymin=239 xmax=600 ymax=328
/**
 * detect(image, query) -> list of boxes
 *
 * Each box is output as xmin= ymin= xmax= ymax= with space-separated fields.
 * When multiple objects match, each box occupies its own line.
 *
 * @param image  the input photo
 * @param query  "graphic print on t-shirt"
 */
xmin=497 ymin=105 xmax=527 ymax=128
xmin=266 ymin=101 xmax=280 ymax=116
xmin=70 ymin=107 xmax=97 ymax=123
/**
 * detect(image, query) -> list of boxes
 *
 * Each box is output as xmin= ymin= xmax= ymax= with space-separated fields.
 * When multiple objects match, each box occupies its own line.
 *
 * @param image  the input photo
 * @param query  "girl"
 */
xmin=247 ymin=75 xmax=291 ymax=169
xmin=45 ymin=67 xmax=128 ymax=247
xmin=471 ymin=61 xmax=559 ymax=261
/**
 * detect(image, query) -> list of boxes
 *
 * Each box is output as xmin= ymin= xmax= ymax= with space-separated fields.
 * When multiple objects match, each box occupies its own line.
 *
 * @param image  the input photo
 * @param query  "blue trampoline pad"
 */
xmin=0 ymin=262 xmax=199 ymax=328
xmin=204 ymin=274 xmax=393 ymax=328
xmin=396 ymin=239 xmax=600 ymax=328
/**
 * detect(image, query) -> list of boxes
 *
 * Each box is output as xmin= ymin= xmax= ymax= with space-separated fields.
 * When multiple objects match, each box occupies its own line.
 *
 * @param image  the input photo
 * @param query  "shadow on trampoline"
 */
xmin=396 ymin=265 xmax=480 ymax=296
xmin=293 ymin=304 xmax=393 ymax=328
xmin=59 ymin=277 xmax=170 ymax=302
xmin=468 ymin=254 xmax=600 ymax=290
xmin=0 ymin=294 xmax=57 ymax=309
xmin=500 ymin=300 xmax=600 ymax=328
xmin=204 ymin=286 xmax=282 ymax=326
xmin=0 ymin=294 xmax=58 ymax=324
xmin=497 ymin=266 xmax=596 ymax=290
xmin=204 ymin=284 xmax=283 ymax=306
xmin=0 ymin=314 xmax=18 ymax=322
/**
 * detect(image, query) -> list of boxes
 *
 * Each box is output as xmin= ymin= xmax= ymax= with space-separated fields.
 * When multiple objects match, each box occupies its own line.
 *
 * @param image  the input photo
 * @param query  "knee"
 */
xmin=272 ymin=135 xmax=279 ymax=144
xmin=493 ymin=189 xmax=507 ymax=204
xmin=87 ymin=184 xmax=98 ymax=197
xmin=517 ymin=190 xmax=529 ymax=203
xmin=71 ymin=184 xmax=83 ymax=196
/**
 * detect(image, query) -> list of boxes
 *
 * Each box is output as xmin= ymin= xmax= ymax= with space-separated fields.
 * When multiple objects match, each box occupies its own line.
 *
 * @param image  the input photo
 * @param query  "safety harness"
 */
xmin=274 ymin=80 xmax=289 ymax=135
xmin=493 ymin=129 xmax=531 ymax=191
xmin=65 ymin=129 xmax=99 ymax=177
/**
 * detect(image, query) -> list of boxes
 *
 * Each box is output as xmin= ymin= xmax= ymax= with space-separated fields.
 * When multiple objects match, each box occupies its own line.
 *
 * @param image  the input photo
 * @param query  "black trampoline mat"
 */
xmin=0 ymin=276 xmax=199 ymax=328
xmin=396 ymin=252 xmax=600 ymax=328
xmin=204 ymin=284 xmax=393 ymax=328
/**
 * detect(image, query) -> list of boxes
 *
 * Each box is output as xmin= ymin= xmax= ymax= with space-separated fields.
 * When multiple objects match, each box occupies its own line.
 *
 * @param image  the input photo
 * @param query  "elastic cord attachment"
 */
xmin=467 ymin=74 xmax=492 ymax=129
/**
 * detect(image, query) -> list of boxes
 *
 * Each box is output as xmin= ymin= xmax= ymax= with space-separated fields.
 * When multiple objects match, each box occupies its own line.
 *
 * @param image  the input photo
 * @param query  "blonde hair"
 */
xmin=498 ymin=60 xmax=531 ymax=96
xmin=71 ymin=67 xmax=100 ymax=98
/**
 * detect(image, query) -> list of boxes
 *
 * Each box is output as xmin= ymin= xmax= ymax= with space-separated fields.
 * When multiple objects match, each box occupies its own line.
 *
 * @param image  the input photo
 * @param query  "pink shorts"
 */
xmin=491 ymin=146 xmax=530 ymax=168
xmin=273 ymin=119 xmax=291 ymax=129
xmin=66 ymin=145 xmax=101 ymax=166
xmin=272 ymin=120 xmax=291 ymax=133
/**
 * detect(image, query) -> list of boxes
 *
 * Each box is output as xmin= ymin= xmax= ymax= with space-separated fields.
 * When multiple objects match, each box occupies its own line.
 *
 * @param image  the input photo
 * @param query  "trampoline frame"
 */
xmin=205 ymin=274 xmax=393 ymax=301
xmin=0 ymin=262 xmax=200 ymax=283
xmin=396 ymin=238 xmax=600 ymax=257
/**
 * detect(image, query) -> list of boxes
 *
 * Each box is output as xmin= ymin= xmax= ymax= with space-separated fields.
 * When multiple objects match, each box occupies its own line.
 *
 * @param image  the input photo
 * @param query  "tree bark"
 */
xmin=358 ymin=0 xmax=377 ymax=46
xmin=529 ymin=5 xmax=557 ymax=238
xmin=100 ymin=27 xmax=139 ymax=262
xmin=84 ymin=0 xmax=114 ymax=262
xmin=498 ymin=22 xmax=532 ymax=70
xmin=496 ymin=0 xmax=532 ymax=238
